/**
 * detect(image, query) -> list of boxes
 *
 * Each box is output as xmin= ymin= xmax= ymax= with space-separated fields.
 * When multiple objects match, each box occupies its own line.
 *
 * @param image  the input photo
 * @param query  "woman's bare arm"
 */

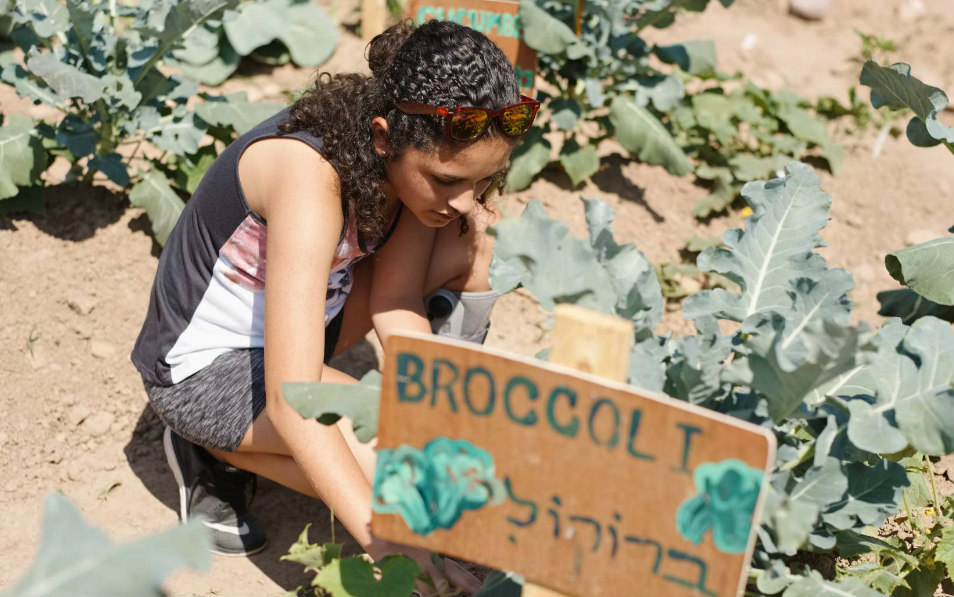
xmin=369 ymin=209 xmax=437 ymax=347
xmin=242 ymin=139 xmax=378 ymax=549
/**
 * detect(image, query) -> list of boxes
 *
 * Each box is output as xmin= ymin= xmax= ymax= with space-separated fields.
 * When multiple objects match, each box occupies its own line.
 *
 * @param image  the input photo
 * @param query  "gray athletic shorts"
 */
xmin=143 ymin=312 xmax=343 ymax=452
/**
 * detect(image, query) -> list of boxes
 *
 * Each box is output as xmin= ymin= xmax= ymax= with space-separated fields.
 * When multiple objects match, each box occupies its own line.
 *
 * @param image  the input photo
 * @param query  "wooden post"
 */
xmin=362 ymin=0 xmax=389 ymax=41
xmin=524 ymin=304 xmax=633 ymax=597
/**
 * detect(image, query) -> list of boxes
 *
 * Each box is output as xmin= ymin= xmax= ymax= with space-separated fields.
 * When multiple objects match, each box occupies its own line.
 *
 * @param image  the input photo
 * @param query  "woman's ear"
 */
xmin=370 ymin=117 xmax=391 ymax=157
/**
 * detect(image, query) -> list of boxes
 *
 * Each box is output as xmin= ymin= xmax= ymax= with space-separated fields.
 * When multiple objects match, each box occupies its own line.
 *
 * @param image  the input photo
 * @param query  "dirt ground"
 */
xmin=1 ymin=0 xmax=953 ymax=594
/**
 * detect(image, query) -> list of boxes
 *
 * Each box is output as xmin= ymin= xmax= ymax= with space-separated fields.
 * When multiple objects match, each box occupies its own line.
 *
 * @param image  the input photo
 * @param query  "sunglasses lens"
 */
xmin=500 ymin=103 xmax=535 ymax=136
xmin=450 ymin=109 xmax=490 ymax=140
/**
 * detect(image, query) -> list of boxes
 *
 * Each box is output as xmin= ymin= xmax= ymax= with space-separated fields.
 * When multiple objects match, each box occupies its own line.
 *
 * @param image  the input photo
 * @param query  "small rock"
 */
xmin=68 ymin=404 xmax=92 ymax=427
xmin=245 ymin=87 xmax=264 ymax=103
xmin=62 ymin=394 xmax=77 ymax=407
xmin=853 ymin=263 xmax=877 ymax=283
xmin=0 ymin=431 xmax=8 ymax=445
xmin=82 ymin=412 xmax=115 ymax=437
xmin=262 ymin=83 xmax=281 ymax=98
xmin=897 ymin=0 xmax=927 ymax=22
xmin=904 ymin=229 xmax=939 ymax=247
xmin=67 ymin=294 xmax=97 ymax=316
xmin=788 ymin=0 xmax=832 ymax=20
xmin=89 ymin=340 xmax=117 ymax=359
xmin=740 ymin=33 xmax=758 ymax=52
xmin=5 ymin=482 xmax=18 ymax=493
xmin=67 ymin=460 xmax=86 ymax=482
xmin=55 ymin=433 xmax=66 ymax=444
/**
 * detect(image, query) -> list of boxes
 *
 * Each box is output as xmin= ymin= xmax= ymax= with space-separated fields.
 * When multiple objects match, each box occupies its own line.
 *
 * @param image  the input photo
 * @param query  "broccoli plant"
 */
xmin=2 ymin=492 xmax=211 ymax=597
xmin=858 ymin=60 xmax=954 ymax=325
xmin=488 ymin=162 xmax=954 ymax=595
xmin=0 ymin=0 xmax=291 ymax=244
xmin=167 ymin=0 xmax=338 ymax=86
xmin=283 ymin=161 xmax=953 ymax=595
xmin=508 ymin=0 xmax=839 ymax=221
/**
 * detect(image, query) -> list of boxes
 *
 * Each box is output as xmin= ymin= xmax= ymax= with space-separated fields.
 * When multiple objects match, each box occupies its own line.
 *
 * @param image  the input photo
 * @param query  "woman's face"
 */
xmin=375 ymin=120 xmax=514 ymax=227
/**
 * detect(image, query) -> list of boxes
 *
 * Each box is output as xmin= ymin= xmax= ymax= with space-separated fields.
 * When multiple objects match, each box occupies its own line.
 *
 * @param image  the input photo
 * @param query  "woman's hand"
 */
xmin=368 ymin=537 xmax=481 ymax=596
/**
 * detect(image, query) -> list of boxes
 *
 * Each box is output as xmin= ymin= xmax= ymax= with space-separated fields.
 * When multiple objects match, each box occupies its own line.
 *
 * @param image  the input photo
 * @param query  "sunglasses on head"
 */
xmin=395 ymin=95 xmax=541 ymax=141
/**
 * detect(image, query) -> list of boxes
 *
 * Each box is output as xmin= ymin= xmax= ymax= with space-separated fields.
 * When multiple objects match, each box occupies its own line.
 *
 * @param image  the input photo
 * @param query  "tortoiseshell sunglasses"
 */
xmin=396 ymin=95 xmax=541 ymax=141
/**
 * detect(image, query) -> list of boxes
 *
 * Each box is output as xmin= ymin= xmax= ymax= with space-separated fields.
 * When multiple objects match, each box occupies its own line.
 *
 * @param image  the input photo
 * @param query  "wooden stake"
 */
xmin=361 ymin=0 xmax=389 ymax=41
xmin=524 ymin=304 xmax=633 ymax=597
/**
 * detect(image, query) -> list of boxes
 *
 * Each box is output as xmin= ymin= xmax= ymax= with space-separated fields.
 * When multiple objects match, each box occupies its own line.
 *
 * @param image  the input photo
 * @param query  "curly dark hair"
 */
xmin=280 ymin=20 xmax=521 ymax=240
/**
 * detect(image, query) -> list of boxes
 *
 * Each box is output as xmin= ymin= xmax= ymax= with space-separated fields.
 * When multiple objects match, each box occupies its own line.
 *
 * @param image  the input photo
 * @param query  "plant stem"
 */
xmin=575 ymin=0 xmax=584 ymax=37
xmin=902 ymin=492 xmax=920 ymax=534
xmin=944 ymin=141 xmax=954 ymax=156
xmin=330 ymin=508 xmax=336 ymax=545
xmin=925 ymin=454 xmax=943 ymax=519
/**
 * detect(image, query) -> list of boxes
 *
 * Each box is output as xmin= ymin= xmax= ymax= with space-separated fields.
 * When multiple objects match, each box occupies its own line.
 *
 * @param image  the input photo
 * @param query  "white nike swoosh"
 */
xmin=202 ymin=520 xmax=250 ymax=535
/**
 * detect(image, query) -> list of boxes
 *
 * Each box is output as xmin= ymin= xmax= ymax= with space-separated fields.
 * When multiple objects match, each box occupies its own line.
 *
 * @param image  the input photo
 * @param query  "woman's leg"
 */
xmin=217 ymin=217 xmax=495 ymax=498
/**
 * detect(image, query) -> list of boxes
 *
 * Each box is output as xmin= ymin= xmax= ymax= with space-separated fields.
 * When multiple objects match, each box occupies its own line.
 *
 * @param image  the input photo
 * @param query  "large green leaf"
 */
xmin=177 ymin=37 xmax=239 ymax=86
xmin=609 ymin=94 xmax=691 ymax=175
xmin=728 ymin=314 xmax=864 ymax=422
xmin=843 ymin=317 xmax=954 ymax=455
xmin=281 ymin=0 xmax=337 ymax=66
xmin=55 ymin=114 xmax=96 ymax=158
xmin=195 ymin=92 xmax=283 ymax=135
xmin=65 ymin=0 xmax=101 ymax=63
xmin=129 ymin=170 xmax=185 ymax=246
xmin=0 ymin=114 xmax=47 ymax=199
xmin=1 ymin=64 xmax=64 ymax=106
xmin=89 ymin=153 xmax=130 ymax=187
xmin=822 ymin=460 xmax=908 ymax=529
xmin=691 ymin=92 xmax=736 ymax=146
xmin=558 ymin=138 xmax=598 ymax=186
xmin=282 ymin=370 xmax=382 ymax=443
xmin=876 ymin=289 xmax=954 ymax=324
xmin=664 ymin=330 xmax=731 ymax=404
xmin=885 ymin=237 xmax=954 ymax=305
xmin=782 ymin=571 xmax=885 ymax=597
xmin=171 ymin=22 xmax=221 ymax=66
xmin=625 ymin=74 xmax=685 ymax=112
xmin=26 ymin=52 xmax=106 ymax=104
xmin=518 ymin=0 xmax=578 ymax=55
xmin=860 ymin=60 xmax=954 ymax=145
xmin=222 ymin=0 xmax=288 ymax=56
xmin=16 ymin=0 xmax=69 ymax=38
xmin=684 ymin=162 xmax=833 ymax=322
xmin=149 ymin=110 xmax=207 ymax=155
xmin=937 ymin=525 xmax=954 ymax=580
xmin=652 ymin=40 xmax=716 ymax=75
xmin=2 ymin=492 xmax=211 ymax=597
xmin=583 ymin=198 xmax=663 ymax=330
xmin=505 ymin=127 xmax=550 ymax=191
xmin=490 ymin=199 xmax=663 ymax=331
xmin=313 ymin=555 xmax=421 ymax=597
xmin=135 ymin=0 xmax=237 ymax=84
xmin=490 ymin=200 xmax=618 ymax=314
xmin=550 ymin=98 xmax=581 ymax=131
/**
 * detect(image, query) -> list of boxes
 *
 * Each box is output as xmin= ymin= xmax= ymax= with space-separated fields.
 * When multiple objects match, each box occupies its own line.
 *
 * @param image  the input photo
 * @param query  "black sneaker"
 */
xmin=163 ymin=426 xmax=268 ymax=556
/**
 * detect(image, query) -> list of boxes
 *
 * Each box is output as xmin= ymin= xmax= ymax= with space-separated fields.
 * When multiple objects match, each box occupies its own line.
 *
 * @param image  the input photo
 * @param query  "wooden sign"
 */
xmin=406 ymin=0 xmax=537 ymax=90
xmin=372 ymin=327 xmax=776 ymax=597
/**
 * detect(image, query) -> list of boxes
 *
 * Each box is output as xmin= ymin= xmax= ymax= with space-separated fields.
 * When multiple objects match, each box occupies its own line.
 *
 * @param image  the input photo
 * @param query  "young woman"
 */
xmin=131 ymin=19 xmax=539 ymax=594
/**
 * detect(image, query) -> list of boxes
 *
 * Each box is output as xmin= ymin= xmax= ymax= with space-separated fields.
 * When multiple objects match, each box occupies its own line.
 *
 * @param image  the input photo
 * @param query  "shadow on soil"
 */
xmin=591 ymin=154 xmax=665 ymax=223
xmin=0 ymin=184 xmax=127 ymax=240
xmin=122 ymin=340 xmax=378 ymax=591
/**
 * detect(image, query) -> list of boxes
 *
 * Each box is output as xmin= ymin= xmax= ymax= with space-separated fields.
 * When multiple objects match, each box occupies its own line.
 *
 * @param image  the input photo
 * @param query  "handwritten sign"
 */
xmin=407 ymin=0 xmax=537 ymax=90
xmin=372 ymin=333 xmax=776 ymax=597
